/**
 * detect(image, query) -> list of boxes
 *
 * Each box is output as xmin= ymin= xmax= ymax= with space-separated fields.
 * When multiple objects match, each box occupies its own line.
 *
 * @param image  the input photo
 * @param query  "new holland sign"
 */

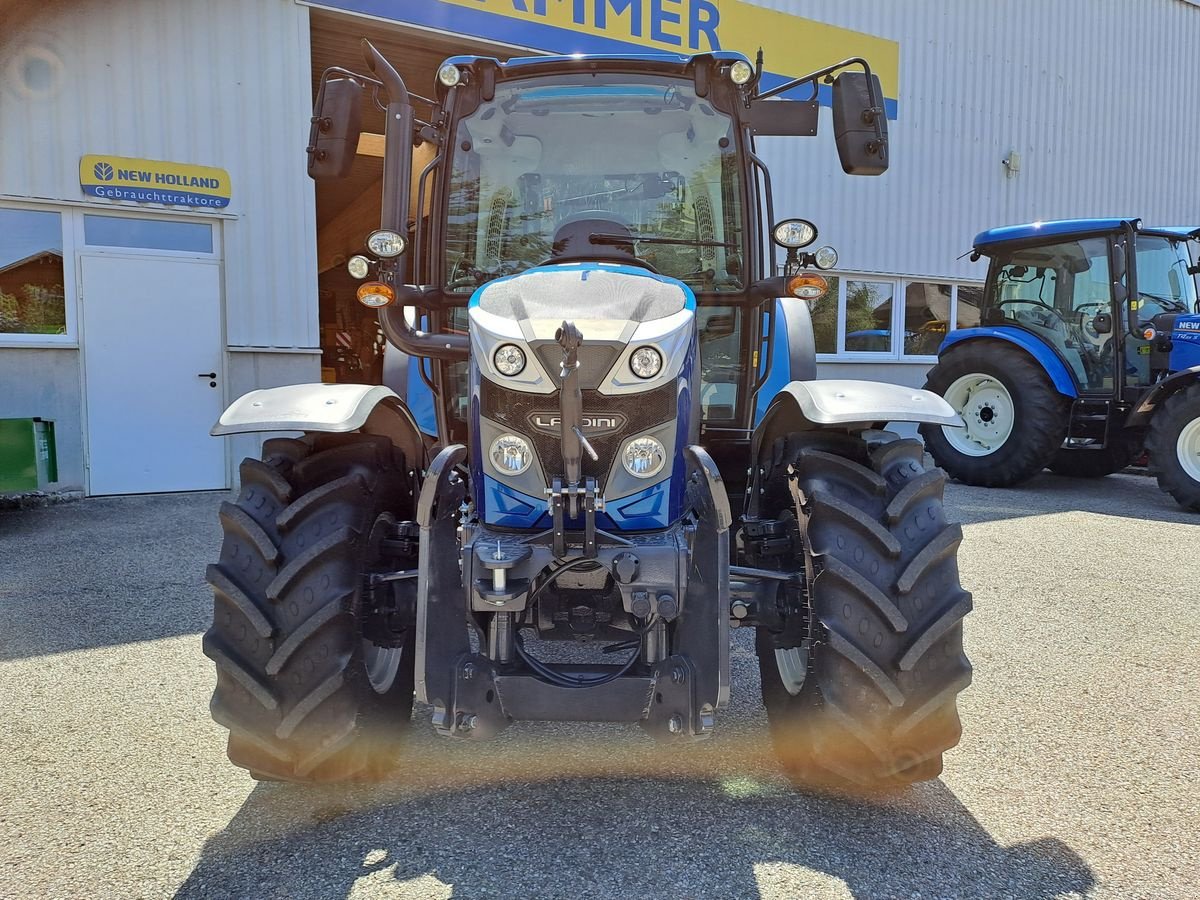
xmin=79 ymin=155 xmax=232 ymax=209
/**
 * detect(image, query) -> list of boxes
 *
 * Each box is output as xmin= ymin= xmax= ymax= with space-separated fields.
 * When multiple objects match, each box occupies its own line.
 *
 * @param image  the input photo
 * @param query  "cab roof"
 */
xmin=441 ymin=50 xmax=752 ymax=76
xmin=973 ymin=218 xmax=1200 ymax=252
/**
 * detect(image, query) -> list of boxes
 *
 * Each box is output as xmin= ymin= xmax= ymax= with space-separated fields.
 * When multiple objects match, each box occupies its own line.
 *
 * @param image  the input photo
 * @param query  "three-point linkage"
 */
xmin=549 ymin=320 xmax=603 ymax=558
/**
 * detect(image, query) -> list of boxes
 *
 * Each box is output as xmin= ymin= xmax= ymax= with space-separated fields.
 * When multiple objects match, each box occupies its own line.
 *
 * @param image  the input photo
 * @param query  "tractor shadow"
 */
xmin=175 ymin=722 xmax=1096 ymax=900
xmin=944 ymin=470 xmax=1196 ymax=527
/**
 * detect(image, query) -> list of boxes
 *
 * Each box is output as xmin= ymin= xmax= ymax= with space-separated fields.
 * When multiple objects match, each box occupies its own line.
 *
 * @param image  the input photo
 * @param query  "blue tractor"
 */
xmin=201 ymin=42 xmax=973 ymax=788
xmin=921 ymin=219 xmax=1200 ymax=511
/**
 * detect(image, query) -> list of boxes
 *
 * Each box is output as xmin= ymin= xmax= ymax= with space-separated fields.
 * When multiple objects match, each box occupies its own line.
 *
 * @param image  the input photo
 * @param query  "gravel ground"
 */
xmin=0 ymin=472 xmax=1197 ymax=899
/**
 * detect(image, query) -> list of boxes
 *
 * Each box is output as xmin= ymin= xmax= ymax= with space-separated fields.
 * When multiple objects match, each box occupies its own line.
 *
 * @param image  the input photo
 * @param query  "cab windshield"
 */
xmin=1134 ymin=235 xmax=1198 ymax=318
xmin=443 ymin=72 xmax=745 ymax=293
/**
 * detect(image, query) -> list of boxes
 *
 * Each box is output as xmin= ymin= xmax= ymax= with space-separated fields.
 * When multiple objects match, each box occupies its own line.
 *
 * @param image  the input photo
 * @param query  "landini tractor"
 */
xmin=203 ymin=41 xmax=973 ymax=788
xmin=921 ymin=219 xmax=1200 ymax=510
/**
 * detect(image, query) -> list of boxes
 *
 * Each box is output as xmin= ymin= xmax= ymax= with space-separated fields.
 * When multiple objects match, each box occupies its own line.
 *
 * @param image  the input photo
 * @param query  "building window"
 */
xmin=810 ymin=272 xmax=984 ymax=361
xmin=844 ymin=279 xmax=895 ymax=353
xmin=83 ymin=215 xmax=214 ymax=253
xmin=0 ymin=208 xmax=67 ymax=339
xmin=956 ymin=284 xmax=984 ymax=328
xmin=809 ymin=274 xmax=839 ymax=354
xmin=903 ymin=281 xmax=953 ymax=356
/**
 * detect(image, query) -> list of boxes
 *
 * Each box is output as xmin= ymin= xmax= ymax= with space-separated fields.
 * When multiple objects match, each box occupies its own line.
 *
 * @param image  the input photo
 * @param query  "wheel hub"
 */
xmin=942 ymin=373 xmax=1016 ymax=457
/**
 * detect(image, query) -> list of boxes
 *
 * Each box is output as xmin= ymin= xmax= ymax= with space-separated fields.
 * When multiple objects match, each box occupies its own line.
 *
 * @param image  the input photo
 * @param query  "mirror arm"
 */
xmin=1118 ymin=220 xmax=1142 ymax=338
xmin=755 ymin=56 xmax=874 ymax=101
xmin=361 ymin=40 xmax=416 ymax=249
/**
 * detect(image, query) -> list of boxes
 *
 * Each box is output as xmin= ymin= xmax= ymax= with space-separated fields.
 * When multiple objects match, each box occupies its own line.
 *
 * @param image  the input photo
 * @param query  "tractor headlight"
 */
xmin=438 ymin=63 xmax=463 ymax=87
xmin=728 ymin=60 xmax=754 ymax=85
xmin=347 ymin=255 xmax=371 ymax=279
xmin=493 ymin=344 xmax=527 ymax=376
xmin=629 ymin=346 xmax=663 ymax=379
xmin=622 ymin=436 xmax=666 ymax=479
xmin=490 ymin=434 xmax=533 ymax=476
xmin=772 ymin=219 xmax=817 ymax=249
xmin=366 ymin=229 xmax=406 ymax=258
xmin=812 ymin=245 xmax=839 ymax=270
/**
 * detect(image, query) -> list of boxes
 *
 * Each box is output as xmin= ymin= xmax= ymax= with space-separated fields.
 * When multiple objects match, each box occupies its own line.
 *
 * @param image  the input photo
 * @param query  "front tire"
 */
xmin=1147 ymin=382 xmax=1200 ymax=511
xmin=921 ymin=342 xmax=1070 ymax=486
xmin=203 ymin=433 xmax=417 ymax=781
xmin=755 ymin=434 xmax=972 ymax=789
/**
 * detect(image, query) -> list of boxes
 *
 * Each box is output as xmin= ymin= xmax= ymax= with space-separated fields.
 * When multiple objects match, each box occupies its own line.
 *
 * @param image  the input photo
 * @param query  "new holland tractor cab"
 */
xmin=921 ymin=218 xmax=1200 ymax=510
xmin=202 ymin=40 xmax=974 ymax=789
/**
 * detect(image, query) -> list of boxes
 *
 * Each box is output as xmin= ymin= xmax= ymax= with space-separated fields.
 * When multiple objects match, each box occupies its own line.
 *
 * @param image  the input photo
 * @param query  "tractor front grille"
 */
xmin=481 ymin=379 xmax=678 ymax=491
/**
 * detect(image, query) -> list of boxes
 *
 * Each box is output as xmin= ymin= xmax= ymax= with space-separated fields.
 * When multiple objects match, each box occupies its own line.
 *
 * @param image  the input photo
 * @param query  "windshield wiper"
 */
xmin=1138 ymin=290 xmax=1189 ymax=312
xmin=590 ymin=232 xmax=736 ymax=249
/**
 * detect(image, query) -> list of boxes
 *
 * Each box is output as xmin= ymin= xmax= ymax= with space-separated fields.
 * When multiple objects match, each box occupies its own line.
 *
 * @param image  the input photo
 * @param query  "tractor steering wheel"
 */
xmin=1073 ymin=301 xmax=1110 ymax=346
xmin=994 ymin=298 xmax=1068 ymax=330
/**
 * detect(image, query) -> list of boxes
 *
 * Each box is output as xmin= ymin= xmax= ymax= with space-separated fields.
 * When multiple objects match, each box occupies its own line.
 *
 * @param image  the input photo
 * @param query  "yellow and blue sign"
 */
xmin=79 ymin=155 xmax=232 ymax=209
xmin=309 ymin=0 xmax=900 ymax=117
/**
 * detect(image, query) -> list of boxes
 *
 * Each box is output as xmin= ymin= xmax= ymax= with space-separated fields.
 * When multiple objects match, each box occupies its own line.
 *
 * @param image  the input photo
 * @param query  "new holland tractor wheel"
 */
xmin=1147 ymin=382 xmax=1200 ymax=511
xmin=755 ymin=433 xmax=972 ymax=789
xmin=920 ymin=342 xmax=1070 ymax=486
xmin=203 ymin=433 xmax=417 ymax=781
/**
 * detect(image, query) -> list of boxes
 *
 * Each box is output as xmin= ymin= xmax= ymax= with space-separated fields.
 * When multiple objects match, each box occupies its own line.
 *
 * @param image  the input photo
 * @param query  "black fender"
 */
xmin=1126 ymin=366 xmax=1200 ymax=428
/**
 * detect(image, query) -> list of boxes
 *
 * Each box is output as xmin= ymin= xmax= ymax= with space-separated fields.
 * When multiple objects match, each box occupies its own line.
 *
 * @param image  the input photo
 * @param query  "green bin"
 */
xmin=0 ymin=418 xmax=58 ymax=493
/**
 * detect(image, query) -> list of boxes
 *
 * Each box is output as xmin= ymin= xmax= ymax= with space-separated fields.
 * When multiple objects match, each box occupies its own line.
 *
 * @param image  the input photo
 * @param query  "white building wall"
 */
xmin=748 ymin=0 xmax=1200 ymax=283
xmin=0 ymin=0 xmax=318 ymax=350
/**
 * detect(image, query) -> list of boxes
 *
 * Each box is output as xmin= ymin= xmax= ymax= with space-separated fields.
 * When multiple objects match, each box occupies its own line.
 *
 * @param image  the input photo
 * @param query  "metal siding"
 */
xmin=0 ymin=0 xmax=317 ymax=349
xmin=744 ymin=0 xmax=1200 ymax=282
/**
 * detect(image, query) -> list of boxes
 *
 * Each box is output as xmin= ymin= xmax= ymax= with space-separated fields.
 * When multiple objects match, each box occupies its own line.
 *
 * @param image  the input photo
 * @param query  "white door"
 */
xmin=81 ymin=254 xmax=225 ymax=494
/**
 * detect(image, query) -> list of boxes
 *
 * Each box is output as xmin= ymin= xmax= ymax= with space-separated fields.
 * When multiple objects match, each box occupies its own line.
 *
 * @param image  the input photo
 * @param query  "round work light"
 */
xmin=728 ymin=60 xmax=754 ymax=85
xmin=630 ymin=346 xmax=663 ymax=379
xmin=622 ymin=436 xmax=667 ymax=479
xmin=493 ymin=344 xmax=527 ymax=376
xmin=490 ymin=434 xmax=533 ymax=476
xmin=812 ymin=246 xmax=839 ymax=270
xmin=347 ymin=255 xmax=371 ymax=279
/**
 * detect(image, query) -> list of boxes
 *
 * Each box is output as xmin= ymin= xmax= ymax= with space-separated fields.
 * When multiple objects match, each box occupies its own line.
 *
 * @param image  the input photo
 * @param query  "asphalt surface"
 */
xmin=1 ymin=471 xmax=1197 ymax=899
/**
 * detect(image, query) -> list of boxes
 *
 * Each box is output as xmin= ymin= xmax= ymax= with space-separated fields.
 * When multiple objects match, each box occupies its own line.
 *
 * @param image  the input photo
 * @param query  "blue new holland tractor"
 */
xmin=202 ymin=42 xmax=973 ymax=788
xmin=921 ymin=219 xmax=1200 ymax=511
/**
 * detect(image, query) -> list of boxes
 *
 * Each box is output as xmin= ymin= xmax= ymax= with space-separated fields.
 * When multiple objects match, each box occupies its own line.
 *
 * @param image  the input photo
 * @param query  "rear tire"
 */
xmin=203 ymin=433 xmax=417 ymax=781
xmin=921 ymin=342 xmax=1070 ymax=486
xmin=755 ymin=433 xmax=972 ymax=789
xmin=1147 ymin=382 xmax=1200 ymax=511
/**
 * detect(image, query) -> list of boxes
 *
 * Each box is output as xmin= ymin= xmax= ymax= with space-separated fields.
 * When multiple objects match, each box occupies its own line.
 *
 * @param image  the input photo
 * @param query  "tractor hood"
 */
xmin=468 ymin=262 xmax=696 ymax=395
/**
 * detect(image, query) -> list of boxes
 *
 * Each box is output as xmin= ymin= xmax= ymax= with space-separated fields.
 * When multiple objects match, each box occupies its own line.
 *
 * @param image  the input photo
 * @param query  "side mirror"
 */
xmin=1092 ymin=313 xmax=1113 ymax=334
xmin=307 ymin=75 xmax=363 ymax=180
xmin=831 ymin=71 xmax=888 ymax=176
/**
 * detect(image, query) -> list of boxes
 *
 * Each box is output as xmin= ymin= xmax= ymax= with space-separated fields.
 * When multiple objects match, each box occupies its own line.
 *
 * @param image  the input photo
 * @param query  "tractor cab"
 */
xmin=922 ymin=217 xmax=1200 ymax=509
xmin=966 ymin=219 xmax=1199 ymax=405
xmin=306 ymin=47 xmax=889 ymax=495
